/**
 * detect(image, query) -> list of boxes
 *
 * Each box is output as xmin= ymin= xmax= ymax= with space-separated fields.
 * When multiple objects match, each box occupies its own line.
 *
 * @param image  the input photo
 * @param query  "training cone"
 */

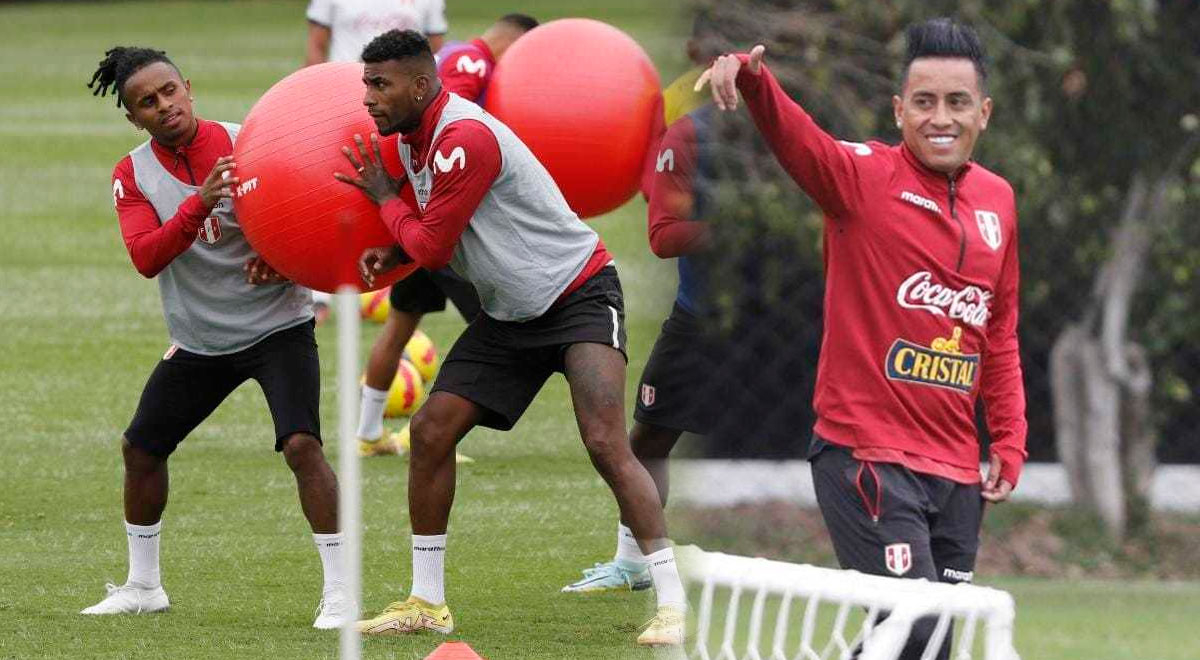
xmin=424 ymin=642 xmax=485 ymax=660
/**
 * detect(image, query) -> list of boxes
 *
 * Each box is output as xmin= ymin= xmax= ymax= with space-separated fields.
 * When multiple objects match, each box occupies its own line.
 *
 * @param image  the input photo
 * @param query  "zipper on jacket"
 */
xmin=174 ymin=148 xmax=197 ymax=186
xmin=948 ymin=176 xmax=966 ymax=271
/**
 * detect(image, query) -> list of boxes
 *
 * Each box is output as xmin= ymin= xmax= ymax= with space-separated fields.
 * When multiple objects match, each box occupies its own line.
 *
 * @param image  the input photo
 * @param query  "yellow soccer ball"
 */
xmin=384 ymin=360 xmax=425 ymax=417
xmin=403 ymin=329 xmax=439 ymax=383
xmin=359 ymin=288 xmax=391 ymax=324
xmin=389 ymin=421 xmax=475 ymax=464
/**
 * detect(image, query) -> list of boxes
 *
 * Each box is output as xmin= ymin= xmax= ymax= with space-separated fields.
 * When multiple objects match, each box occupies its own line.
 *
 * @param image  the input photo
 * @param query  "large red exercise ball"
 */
xmin=485 ymin=19 xmax=662 ymax=219
xmin=232 ymin=62 xmax=417 ymax=293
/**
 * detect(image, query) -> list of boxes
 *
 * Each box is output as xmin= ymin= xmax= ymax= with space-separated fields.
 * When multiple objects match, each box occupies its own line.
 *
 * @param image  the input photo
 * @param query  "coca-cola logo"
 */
xmin=896 ymin=271 xmax=991 ymax=327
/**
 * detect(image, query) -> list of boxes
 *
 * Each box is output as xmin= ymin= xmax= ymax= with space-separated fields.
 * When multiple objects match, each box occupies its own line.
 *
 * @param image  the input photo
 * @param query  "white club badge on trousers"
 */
xmin=885 ymin=543 xmax=912 ymax=576
xmin=640 ymin=384 xmax=656 ymax=407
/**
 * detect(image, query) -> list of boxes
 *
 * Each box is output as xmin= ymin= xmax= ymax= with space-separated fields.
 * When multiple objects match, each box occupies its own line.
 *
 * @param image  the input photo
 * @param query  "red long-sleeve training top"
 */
xmin=737 ymin=62 xmax=1028 ymax=486
xmin=646 ymin=114 xmax=711 ymax=258
xmin=112 ymin=119 xmax=227 ymax=278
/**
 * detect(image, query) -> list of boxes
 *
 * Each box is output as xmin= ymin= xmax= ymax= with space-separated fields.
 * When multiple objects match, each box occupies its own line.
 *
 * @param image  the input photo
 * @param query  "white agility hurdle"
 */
xmin=681 ymin=550 xmax=1019 ymax=660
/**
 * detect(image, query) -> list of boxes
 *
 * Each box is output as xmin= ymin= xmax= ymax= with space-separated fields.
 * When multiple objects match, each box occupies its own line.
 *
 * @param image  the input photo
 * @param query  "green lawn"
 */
xmin=0 ymin=1 xmax=1196 ymax=659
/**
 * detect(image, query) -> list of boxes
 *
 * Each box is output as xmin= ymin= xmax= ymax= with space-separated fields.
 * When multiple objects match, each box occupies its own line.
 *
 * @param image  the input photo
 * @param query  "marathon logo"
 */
xmin=900 ymin=190 xmax=941 ymax=214
xmin=942 ymin=567 xmax=974 ymax=582
xmin=885 ymin=327 xmax=979 ymax=394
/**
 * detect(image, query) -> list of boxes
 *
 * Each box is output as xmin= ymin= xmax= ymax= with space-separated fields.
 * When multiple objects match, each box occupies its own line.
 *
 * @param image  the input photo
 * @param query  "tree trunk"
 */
xmin=1049 ymin=172 xmax=1174 ymax=540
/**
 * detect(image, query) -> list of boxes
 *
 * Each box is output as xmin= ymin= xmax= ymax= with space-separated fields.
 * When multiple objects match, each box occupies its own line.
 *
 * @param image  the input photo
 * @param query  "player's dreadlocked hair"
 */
xmin=903 ymin=18 xmax=988 ymax=92
xmin=88 ymin=46 xmax=176 ymax=107
xmin=361 ymin=29 xmax=434 ymax=66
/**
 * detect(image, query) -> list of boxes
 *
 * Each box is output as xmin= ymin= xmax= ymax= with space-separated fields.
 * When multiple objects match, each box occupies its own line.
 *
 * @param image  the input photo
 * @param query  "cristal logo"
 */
xmin=655 ymin=148 xmax=674 ymax=172
xmin=896 ymin=271 xmax=992 ymax=327
xmin=456 ymin=55 xmax=487 ymax=77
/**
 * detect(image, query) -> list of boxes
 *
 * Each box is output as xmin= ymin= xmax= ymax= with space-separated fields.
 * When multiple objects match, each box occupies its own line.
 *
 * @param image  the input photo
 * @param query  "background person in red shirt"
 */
xmin=356 ymin=13 xmax=539 ymax=459
xmin=700 ymin=18 xmax=1027 ymax=659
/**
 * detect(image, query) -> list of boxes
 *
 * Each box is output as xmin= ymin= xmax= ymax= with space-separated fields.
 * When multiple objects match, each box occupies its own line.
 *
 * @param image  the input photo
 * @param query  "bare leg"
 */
xmin=407 ymin=392 xmax=484 ymax=535
xmin=364 ymin=310 xmax=422 ymax=391
xmin=123 ymin=438 xmax=168 ymax=525
xmin=564 ymin=343 xmax=669 ymax=554
xmin=629 ymin=421 xmax=681 ymax=509
xmin=281 ymin=433 xmax=339 ymax=533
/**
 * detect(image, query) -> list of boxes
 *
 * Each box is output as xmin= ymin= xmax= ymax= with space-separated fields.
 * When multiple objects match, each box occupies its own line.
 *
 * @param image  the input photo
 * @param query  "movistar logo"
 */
xmin=434 ymin=146 xmax=466 ymax=173
xmin=456 ymin=55 xmax=487 ymax=77
xmin=655 ymin=148 xmax=674 ymax=172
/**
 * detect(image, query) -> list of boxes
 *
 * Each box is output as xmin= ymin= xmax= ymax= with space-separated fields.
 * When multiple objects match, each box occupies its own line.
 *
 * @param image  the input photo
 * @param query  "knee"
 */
xmin=630 ymin=424 xmax=675 ymax=461
xmin=122 ymin=437 xmax=164 ymax=474
xmin=408 ymin=408 xmax=457 ymax=459
xmin=281 ymin=433 xmax=324 ymax=472
xmin=583 ymin=431 xmax=633 ymax=476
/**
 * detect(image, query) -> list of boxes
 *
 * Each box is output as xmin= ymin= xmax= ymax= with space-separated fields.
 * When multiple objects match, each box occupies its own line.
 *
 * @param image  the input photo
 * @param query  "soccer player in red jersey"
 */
xmin=335 ymin=30 xmax=686 ymax=646
xmin=699 ymin=18 xmax=1027 ymax=659
xmin=355 ymin=13 xmax=539 ymax=460
xmin=80 ymin=47 xmax=347 ymax=628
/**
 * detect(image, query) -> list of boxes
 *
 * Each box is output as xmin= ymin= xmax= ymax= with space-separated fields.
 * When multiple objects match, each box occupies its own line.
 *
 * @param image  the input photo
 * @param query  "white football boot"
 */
xmin=80 ymin=582 xmax=169 ymax=615
xmin=313 ymin=586 xmax=354 ymax=629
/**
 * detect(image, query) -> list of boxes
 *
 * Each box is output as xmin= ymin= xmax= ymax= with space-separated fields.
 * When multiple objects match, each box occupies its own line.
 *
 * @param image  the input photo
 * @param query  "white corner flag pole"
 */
xmin=336 ymin=286 xmax=362 ymax=660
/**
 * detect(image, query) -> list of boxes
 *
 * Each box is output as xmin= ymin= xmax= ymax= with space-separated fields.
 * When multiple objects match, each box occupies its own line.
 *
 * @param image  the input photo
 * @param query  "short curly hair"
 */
xmin=361 ymin=29 xmax=434 ymax=66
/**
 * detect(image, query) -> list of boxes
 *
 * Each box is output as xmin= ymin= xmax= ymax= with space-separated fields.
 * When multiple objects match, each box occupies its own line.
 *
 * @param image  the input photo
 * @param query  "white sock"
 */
xmin=313 ymin=533 xmax=345 ymax=595
xmin=125 ymin=521 xmax=162 ymax=589
xmin=646 ymin=547 xmax=686 ymax=609
xmin=411 ymin=534 xmax=447 ymax=605
xmin=613 ymin=522 xmax=646 ymax=570
xmin=357 ymin=384 xmax=389 ymax=440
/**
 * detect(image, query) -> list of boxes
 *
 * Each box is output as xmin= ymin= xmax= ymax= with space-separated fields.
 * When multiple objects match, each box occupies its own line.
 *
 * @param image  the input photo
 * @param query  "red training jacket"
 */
xmin=737 ymin=62 xmax=1028 ymax=487
xmin=112 ymin=119 xmax=229 ymax=278
xmin=646 ymin=114 xmax=711 ymax=258
xmin=437 ymin=38 xmax=494 ymax=103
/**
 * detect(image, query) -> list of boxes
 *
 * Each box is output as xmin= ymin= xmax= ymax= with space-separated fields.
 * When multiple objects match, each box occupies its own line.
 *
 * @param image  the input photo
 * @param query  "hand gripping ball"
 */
xmin=485 ymin=19 xmax=662 ymax=219
xmin=233 ymin=62 xmax=417 ymax=293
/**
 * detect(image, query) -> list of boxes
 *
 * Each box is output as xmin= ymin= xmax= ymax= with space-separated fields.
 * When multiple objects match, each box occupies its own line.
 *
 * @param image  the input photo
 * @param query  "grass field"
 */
xmin=0 ymin=1 xmax=1196 ymax=659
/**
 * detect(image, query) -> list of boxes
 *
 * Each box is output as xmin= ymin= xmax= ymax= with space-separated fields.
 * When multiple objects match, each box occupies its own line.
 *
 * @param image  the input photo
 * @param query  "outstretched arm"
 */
xmin=696 ymin=45 xmax=887 ymax=220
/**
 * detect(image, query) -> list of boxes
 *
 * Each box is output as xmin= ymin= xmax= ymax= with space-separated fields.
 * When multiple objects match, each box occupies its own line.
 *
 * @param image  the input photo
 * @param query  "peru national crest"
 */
xmin=198 ymin=215 xmax=222 ymax=245
xmin=640 ymin=384 xmax=656 ymax=407
xmin=975 ymin=210 xmax=1002 ymax=251
xmin=885 ymin=543 xmax=912 ymax=576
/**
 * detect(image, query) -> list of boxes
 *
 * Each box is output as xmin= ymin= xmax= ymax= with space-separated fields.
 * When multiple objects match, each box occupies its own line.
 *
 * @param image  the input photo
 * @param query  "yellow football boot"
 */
xmin=357 ymin=596 xmax=454 ymax=635
xmin=636 ymin=605 xmax=685 ymax=647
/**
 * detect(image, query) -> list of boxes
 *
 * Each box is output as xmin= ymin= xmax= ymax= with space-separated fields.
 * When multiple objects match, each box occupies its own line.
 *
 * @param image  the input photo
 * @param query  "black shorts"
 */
xmin=432 ymin=266 xmax=627 ymax=431
xmin=124 ymin=321 xmax=321 ymax=458
xmin=633 ymin=302 xmax=732 ymax=434
xmin=808 ymin=437 xmax=982 ymax=659
xmin=389 ymin=267 xmax=481 ymax=322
